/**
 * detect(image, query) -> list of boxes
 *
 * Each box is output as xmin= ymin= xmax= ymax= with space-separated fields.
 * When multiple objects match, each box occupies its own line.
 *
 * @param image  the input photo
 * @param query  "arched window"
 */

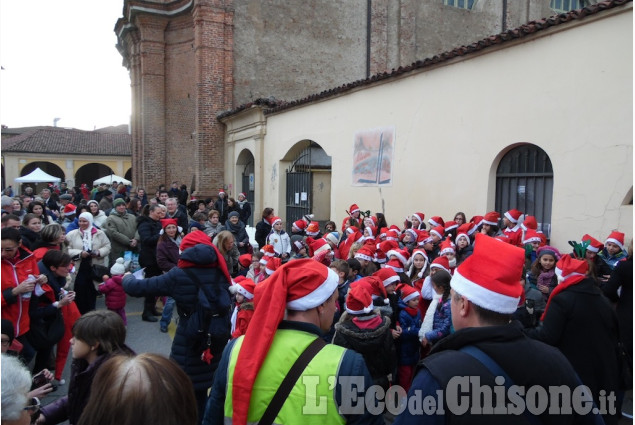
xmin=495 ymin=145 xmax=553 ymax=237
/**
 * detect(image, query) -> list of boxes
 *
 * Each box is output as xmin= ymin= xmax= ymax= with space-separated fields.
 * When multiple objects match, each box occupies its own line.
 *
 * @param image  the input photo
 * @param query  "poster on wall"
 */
xmin=352 ymin=126 xmax=395 ymax=186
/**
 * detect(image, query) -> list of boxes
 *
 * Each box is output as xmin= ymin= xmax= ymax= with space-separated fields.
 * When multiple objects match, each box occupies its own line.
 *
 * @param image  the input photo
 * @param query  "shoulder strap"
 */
xmin=258 ymin=337 xmax=326 ymax=425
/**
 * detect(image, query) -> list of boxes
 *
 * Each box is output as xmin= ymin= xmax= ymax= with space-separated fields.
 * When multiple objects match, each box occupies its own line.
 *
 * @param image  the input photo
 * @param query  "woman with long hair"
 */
xmin=214 ymin=230 xmax=240 ymax=277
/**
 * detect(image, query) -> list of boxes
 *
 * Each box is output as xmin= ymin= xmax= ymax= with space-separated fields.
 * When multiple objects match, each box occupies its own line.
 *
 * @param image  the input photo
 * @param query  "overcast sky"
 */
xmin=0 ymin=1 xmax=131 ymax=131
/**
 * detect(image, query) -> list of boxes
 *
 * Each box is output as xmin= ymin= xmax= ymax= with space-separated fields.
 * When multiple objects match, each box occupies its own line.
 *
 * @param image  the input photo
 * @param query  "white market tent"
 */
xmin=14 ymin=168 xmax=61 ymax=183
xmin=93 ymin=174 xmax=131 ymax=186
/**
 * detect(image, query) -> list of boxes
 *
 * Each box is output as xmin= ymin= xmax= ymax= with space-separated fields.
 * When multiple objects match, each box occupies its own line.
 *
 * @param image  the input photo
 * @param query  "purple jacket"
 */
xmin=98 ymin=275 xmax=126 ymax=310
xmin=156 ymin=238 xmax=180 ymax=273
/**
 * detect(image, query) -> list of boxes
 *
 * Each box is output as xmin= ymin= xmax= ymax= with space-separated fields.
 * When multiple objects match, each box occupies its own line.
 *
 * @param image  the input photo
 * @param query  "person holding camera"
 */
xmin=65 ymin=213 xmax=111 ymax=314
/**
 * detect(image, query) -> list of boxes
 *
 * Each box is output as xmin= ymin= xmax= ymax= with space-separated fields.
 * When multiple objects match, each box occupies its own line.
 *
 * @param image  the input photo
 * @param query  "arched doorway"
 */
xmin=75 ymin=163 xmax=114 ymax=188
xmin=19 ymin=161 xmax=65 ymax=194
xmin=284 ymin=141 xmax=332 ymax=233
xmin=495 ymin=144 xmax=553 ymax=237
xmin=236 ymin=149 xmax=255 ymax=227
xmin=124 ymin=168 xmax=133 ymax=183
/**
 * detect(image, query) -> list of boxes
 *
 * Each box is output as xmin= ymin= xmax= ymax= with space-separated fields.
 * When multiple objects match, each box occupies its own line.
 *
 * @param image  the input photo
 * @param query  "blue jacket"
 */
xmin=397 ymin=299 xmax=422 ymax=366
xmin=203 ymin=320 xmax=384 ymax=425
xmin=123 ymin=244 xmax=232 ymax=390
xmin=424 ymin=297 xmax=452 ymax=344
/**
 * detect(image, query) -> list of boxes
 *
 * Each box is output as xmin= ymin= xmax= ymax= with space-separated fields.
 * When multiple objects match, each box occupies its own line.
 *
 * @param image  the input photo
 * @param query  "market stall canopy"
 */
xmin=14 ymin=168 xmax=61 ymax=183
xmin=93 ymin=174 xmax=131 ymax=186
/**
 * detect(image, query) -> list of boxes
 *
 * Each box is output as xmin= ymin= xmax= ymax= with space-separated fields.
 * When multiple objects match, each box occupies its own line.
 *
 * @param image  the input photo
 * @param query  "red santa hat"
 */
xmin=522 ymin=230 xmax=542 ymax=245
xmin=374 ymin=248 xmax=387 ymax=264
xmin=232 ymin=260 xmax=339 ymax=425
xmin=417 ymin=230 xmax=432 ymax=247
xmin=349 ymin=204 xmax=360 ymax=214
xmin=386 ymin=228 xmax=400 ymax=241
xmin=430 ymin=256 xmax=451 ymax=274
xmin=439 ymin=237 xmax=456 ymax=255
xmin=450 ymin=233 xmax=524 ymax=314
xmin=239 ymin=192 xmax=247 ymax=199
xmin=260 ymin=244 xmax=276 ymax=257
xmin=428 ymin=216 xmax=445 ymax=228
xmin=232 ymin=277 xmax=256 ymax=300
xmin=521 ymin=215 xmax=538 ymax=231
xmin=292 ymin=219 xmax=307 ymax=232
xmin=387 ymin=248 xmax=410 ymax=268
xmin=178 ymin=231 xmax=231 ymax=283
xmin=581 ymin=234 xmax=603 ymax=253
xmin=354 ymin=245 xmax=375 ymax=262
xmin=264 ymin=257 xmax=281 ymax=275
xmin=160 ymin=218 xmax=179 ymax=233
xmin=444 ymin=221 xmax=458 ymax=233
xmin=306 ymin=221 xmax=320 ymax=237
xmin=345 ymin=284 xmax=374 ymax=315
xmin=554 ymin=254 xmax=589 ymax=282
xmin=63 ymin=203 xmax=77 ymax=216
xmin=605 ymin=231 xmax=625 ymax=251
xmin=470 ymin=216 xmax=484 ymax=227
xmin=504 ymin=209 xmax=523 ymax=224
xmin=363 ymin=226 xmax=377 ymax=239
xmin=268 ymin=216 xmax=282 ymax=226
xmin=411 ymin=212 xmax=425 ymax=225
xmin=455 ymin=226 xmax=471 ymax=246
xmin=238 ymin=254 xmax=252 ymax=268
xmin=378 ymin=227 xmax=389 ymax=239
xmin=398 ymin=284 xmax=420 ymax=303
xmin=481 ymin=211 xmax=500 ymax=226
xmin=379 ymin=240 xmax=398 ymax=254
xmin=346 ymin=226 xmax=360 ymax=236
xmin=430 ymin=226 xmax=445 ymax=240
xmin=218 ymin=188 xmax=225 ymax=195
xmin=351 ymin=276 xmax=388 ymax=304
xmin=373 ymin=267 xmax=401 ymax=287
xmin=310 ymin=238 xmax=332 ymax=256
xmin=385 ymin=259 xmax=404 ymax=273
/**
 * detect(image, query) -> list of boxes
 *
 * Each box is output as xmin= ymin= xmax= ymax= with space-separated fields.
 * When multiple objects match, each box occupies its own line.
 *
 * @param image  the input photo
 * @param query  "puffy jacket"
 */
xmin=123 ymin=244 xmax=232 ymax=390
xmin=98 ymin=275 xmax=127 ymax=310
xmin=266 ymin=230 xmax=291 ymax=257
xmin=156 ymin=238 xmax=180 ymax=272
xmin=1 ymin=246 xmax=38 ymax=336
xmin=333 ymin=311 xmax=396 ymax=390
xmin=397 ymin=299 xmax=422 ymax=366
xmin=424 ymin=297 xmax=452 ymax=344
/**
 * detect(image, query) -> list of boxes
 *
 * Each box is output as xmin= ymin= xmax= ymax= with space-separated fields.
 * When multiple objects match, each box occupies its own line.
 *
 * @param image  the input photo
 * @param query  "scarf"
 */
xmin=540 ymin=275 xmax=585 ymax=321
xmin=352 ymin=314 xmax=382 ymax=329
xmin=404 ymin=306 xmax=419 ymax=317
xmin=537 ymin=268 xmax=555 ymax=289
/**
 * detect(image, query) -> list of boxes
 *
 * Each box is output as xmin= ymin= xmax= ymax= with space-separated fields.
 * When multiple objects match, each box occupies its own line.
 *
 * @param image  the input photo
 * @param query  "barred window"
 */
xmin=443 ymin=0 xmax=475 ymax=10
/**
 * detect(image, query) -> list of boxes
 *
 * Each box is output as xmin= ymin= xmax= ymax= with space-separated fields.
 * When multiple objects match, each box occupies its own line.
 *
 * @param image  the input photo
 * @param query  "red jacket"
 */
xmin=98 ymin=275 xmax=127 ymax=310
xmin=231 ymin=302 xmax=254 ymax=339
xmin=1 ymin=247 xmax=38 ymax=336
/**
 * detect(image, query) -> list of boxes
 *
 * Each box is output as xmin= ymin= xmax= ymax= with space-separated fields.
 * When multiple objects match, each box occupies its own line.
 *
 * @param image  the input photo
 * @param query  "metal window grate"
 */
xmin=495 ymin=145 xmax=554 ymax=238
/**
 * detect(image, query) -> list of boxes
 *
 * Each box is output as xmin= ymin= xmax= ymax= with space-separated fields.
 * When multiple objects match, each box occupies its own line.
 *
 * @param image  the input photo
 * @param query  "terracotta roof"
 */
xmin=1 ymin=127 xmax=131 ymax=156
xmin=217 ymin=0 xmax=631 ymax=119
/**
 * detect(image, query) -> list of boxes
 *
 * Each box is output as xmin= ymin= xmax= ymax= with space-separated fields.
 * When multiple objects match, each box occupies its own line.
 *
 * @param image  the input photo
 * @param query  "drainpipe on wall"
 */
xmin=502 ymin=0 xmax=508 ymax=32
xmin=366 ymin=0 xmax=372 ymax=78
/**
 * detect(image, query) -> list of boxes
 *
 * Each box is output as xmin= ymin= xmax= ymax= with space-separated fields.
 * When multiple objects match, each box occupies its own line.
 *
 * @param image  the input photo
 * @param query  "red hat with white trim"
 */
xmin=354 ymin=245 xmax=375 ymax=262
xmin=455 ymin=225 xmax=471 ymax=246
xmin=450 ymin=233 xmax=524 ymax=314
xmin=218 ymin=188 xmax=225 ymax=195
xmin=386 ymin=228 xmax=400 ymax=241
xmin=345 ymin=284 xmax=374 ymax=315
xmin=444 ymin=221 xmax=458 ymax=233
xmin=470 ymin=216 xmax=484 ymax=227
xmin=292 ymin=219 xmax=307 ymax=232
xmin=521 ymin=215 xmax=537 ymax=231
xmin=411 ymin=212 xmax=425 ymax=224
xmin=387 ymin=248 xmax=410 ymax=268
xmin=581 ymin=234 xmax=603 ymax=253
xmin=351 ymin=276 xmax=387 ymax=304
xmin=430 ymin=256 xmax=451 ymax=274
xmin=349 ymin=204 xmax=360 ymax=214
xmin=555 ymin=254 xmax=588 ymax=282
xmin=310 ymin=238 xmax=332 ymax=256
xmin=522 ymin=229 xmax=542 ymax=245
xmin=260 ymin=245 xmax=276 ymax=257
xmin=306 ymin=221 xmax=320 ymax=237
xmin=264 ymin=257 xmax=281 ymax=275
xmin=439 ymin=237 xmax=455 ymax=255
xmin=417 ymin=230 xmax=432 ymax=246
xmin=428 ymin=216 xmax=445 ymax=228
xmin=481 ymin=211 xmax=500 ymax=226
xmin=346 ymin=226 xmax=360 ymax=236
xmin=399 ymin=284 xmax=420 ymax=303
xmin=385 ymin=259 xmax=404 ymax=273
xmin=232 ymin=260 xmax=339 ymax=424
xmin=504 ymin=209 xmax=523 ymax=224
xmin=238 ymin=254 xmax=252 ymax=268
xmin=373 ymin=267 xmax=401 ymax=287
xmin=430 ymin=226 xmax=445 ymax=240
xmin=605 ymin=231 xmax=625 ymax=251
xmin=232 ymin=277 xmax=256 ymax=300
xmin=63 ymin=203 xmax=77 ymax=216
xmin=269 ymin=216 xmax=282 ymax=226
xmin=379 ymin=240 xmax=399 ymax=255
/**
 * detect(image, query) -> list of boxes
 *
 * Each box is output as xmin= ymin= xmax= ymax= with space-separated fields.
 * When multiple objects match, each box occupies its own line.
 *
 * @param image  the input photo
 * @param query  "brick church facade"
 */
xmin=115 ymin=0 xmax=559 ymax=198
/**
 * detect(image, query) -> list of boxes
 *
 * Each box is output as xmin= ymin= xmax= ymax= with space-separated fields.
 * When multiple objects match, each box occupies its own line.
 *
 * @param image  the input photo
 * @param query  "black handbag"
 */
xmin=28 ymin=309 xmax=65 ymax=350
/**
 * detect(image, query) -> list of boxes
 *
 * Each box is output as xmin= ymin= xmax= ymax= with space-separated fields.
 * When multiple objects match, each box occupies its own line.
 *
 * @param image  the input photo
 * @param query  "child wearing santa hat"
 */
xmin=265 ymin=216 xmax=291 ymax=261
xmin=246 ymin=251 xmax=266 ymax=283
xmin=229 ymin=277 xmax=256 ymax=339
xmin=421 ymin=270 xmax=453 ymax=349
xmin=597 ymin=230 xmax=628 ymax=280
xmin=395 ymin=284 xmax=422 ymax=393
xmin=332 ymin=283 xmax=396 ymax=391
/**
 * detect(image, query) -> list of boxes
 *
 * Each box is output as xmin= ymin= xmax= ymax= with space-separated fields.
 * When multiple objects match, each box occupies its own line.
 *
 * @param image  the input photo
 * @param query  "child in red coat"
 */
xmin=230 ymin=277 xmax=255 ymax=339
xmin=98 ymin=258 xmax=127 ymax=325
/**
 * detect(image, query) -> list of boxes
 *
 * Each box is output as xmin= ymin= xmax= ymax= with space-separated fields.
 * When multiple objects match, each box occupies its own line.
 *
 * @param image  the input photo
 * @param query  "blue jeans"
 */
xmin=160 ymin=297 xmax=175 ymax=329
